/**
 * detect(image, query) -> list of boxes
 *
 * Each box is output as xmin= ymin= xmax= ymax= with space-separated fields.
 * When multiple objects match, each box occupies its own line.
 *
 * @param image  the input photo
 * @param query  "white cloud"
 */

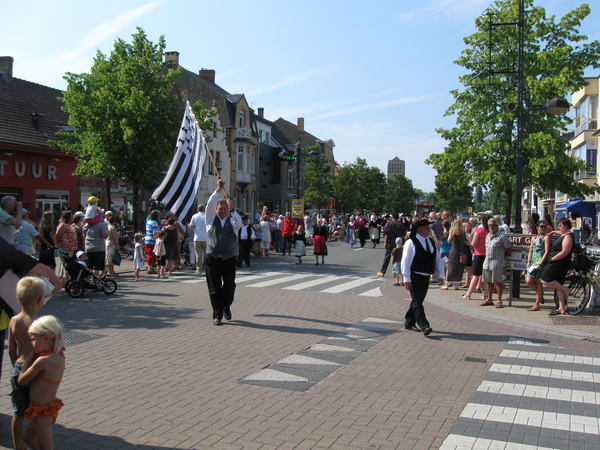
xmin=18 ymin=0 xmax=165 ymax=85
xmin=246 ymin=66 xmax=338 ymax=96
xmin=396 ymin=0 xmax=489 ymax=24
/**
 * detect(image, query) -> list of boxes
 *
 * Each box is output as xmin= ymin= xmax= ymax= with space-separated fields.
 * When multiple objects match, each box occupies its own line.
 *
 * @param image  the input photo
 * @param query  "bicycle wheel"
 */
xmin=554 ymin=275 xmax=591 ymax=315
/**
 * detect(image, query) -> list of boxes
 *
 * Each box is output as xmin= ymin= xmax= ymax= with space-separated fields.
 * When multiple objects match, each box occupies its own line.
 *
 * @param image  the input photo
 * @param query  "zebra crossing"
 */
xmin=178 ymin=270 xmax=384 ymax=297
xmin=440 ymin=337 xmax=600 ymax=450
xmin=239 ymin=317 xmax=404 ymax=391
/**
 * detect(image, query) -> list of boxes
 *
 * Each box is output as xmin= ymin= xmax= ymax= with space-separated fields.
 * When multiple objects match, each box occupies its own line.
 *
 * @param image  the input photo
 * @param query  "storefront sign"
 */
xmin=292 ymin=200 xmax=304 ymax=219
xmin=0 ymin=161 xmax=57 ymax=179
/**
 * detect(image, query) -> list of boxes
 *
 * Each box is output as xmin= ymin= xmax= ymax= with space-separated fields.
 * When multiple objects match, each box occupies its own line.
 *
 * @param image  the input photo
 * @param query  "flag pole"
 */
xmin=201 ymin=131 xmax=229 ymax=200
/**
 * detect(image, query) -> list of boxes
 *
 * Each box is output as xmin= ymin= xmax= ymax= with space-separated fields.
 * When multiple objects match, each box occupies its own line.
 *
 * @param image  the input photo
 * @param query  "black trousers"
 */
xmin=205 ymin=254 xmax=236 ymax=320
xmin=238 ymin=241 xmax=252 ymax=266
xmin=380 ymin=241 xmax=395 ymax=274
xmin=405 ymin=273 xmax=431 ymax=329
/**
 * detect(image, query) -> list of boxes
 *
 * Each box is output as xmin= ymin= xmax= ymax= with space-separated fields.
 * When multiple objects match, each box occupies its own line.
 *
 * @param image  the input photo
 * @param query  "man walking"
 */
xmin=190 ymin=204 xmax=206 ymax=274
xmin=401 ymin=218 xmax=444 ymax=336
xmin=377 ymin=212 xmax=406 ymax=277
xmin=205 ymin=179 xmax=242 ymax=325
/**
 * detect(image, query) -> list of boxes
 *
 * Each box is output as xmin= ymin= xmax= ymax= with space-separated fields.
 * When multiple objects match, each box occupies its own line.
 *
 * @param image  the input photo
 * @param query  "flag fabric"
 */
xmin=151 ymin=101 xmax=206 ymax=221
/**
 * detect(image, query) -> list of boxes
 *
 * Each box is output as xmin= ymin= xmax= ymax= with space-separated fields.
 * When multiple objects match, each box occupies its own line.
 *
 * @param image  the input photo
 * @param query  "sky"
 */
xmin=2 ymin=0 xmax=599 ymax=193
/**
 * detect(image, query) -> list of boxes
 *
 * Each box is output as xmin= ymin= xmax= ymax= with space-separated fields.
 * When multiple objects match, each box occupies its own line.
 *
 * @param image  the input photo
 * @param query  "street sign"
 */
xmin=505 ymin=233 xmax=559 ymax=271
xmin=292 ymin=199 xmax=304 ymax=219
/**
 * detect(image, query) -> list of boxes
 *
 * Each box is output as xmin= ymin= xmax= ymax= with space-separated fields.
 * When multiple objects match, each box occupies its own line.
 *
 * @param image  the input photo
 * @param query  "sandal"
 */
xmin=441 ymin=285 xmax=450 ymax=290
xmin=495 ymin=301 xmax=503 ymax=308
xmin=527 ymin=307 xmax=540 ymax=311
xmin=458 ymin=284 xmax=469 ymax=288
xmin=480 ymin=300 xmax=493 ymax=306
xmin=548 ymin=309 xmax=567 ymax=315
xmin=474 ymin=288 xmax=483 ymax=293
xmin=461 ymin=294 xmax=470 ymax=300
xmin=393 ymin=282 xmax=400 ymax=286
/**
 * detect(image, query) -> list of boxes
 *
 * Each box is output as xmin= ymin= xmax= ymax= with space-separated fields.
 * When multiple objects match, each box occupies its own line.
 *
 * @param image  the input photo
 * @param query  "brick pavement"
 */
xmin=0 ymin=252 xmax=598 ymax=449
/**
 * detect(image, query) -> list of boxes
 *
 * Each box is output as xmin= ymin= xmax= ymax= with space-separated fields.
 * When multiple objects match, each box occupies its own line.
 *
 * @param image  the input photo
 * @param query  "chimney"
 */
xmin=0 ymin=56 xmax=14 ymax=79
xmin=164 ymin=51 xmax=179 ymax=65
xmin=297 ymin=117 xmax=305 ymax=132
xmin=199 ymin=69 xmax=215 ymax=84
xmin=31 ymin=113 xmax=48 ymax=137
xmin=258 ymin=107 xmax=264 ymax=118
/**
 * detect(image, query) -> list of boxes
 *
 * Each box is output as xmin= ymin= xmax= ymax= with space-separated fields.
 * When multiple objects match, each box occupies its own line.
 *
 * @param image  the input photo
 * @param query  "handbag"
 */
xmin=112 ymin=251 xmax=122 ymax=267
xmin=459 ymin=252 xmax=467 ymax=265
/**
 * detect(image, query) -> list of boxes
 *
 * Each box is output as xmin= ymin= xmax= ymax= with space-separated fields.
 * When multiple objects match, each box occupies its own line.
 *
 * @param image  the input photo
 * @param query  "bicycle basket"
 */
xmin=571 ymin=245 xmax=594 ymax=271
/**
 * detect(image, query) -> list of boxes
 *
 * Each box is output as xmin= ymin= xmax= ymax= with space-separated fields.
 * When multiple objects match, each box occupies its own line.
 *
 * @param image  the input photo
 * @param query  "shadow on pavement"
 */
xmin=421 ymin=330 xmax=551 ymax=344
xmin=43 ymin=292 xmax=200 ymax=332
xmin=228 ymin=319 xmax=344 ymax=336
xmin=0 ymin=415 xmax=189 ymax=449
xmin=254 ymin=313 xmax=353 ymax=328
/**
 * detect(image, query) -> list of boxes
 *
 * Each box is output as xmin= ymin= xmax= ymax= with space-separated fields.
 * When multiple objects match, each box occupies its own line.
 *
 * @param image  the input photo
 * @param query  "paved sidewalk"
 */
xmin=0 ymin=254 xmax=597 ymax=449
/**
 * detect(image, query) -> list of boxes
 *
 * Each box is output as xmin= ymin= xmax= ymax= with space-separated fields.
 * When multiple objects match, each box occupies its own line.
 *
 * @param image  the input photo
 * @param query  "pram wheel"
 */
xmin=66 ymin=281 xmax=85 ymax=298
xmin=101 ymin=279 xmax=117 ymax=295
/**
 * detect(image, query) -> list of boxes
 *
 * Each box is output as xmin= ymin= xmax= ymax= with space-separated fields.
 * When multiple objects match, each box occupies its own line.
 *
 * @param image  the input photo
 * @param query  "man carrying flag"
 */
xmin=205 ymin=178 xmax=242 ymax=326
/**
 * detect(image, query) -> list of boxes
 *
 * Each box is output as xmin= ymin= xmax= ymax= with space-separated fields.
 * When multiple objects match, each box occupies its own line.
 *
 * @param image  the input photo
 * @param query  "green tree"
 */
xmin=427 ymin=1 xmax=600 ymax=221
xmin=191 ymin=99 xmax=217 ymax=142
xmin=385 ymin=174 xmax=416 ymax=214
xmin=432 ymin=169 xmax=473 ymax=216
xmin=302 ymin=145 xmax=333 ymax=209
xmin=54 ymin=27 xmax=182 ymax=230
xmin=332 ymin=158 xmax=386 ymax=212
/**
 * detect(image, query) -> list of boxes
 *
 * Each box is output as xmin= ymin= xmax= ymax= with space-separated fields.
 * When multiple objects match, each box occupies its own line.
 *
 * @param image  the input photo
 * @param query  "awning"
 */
xmin=555 ymin=199 xmax=595 ymax=217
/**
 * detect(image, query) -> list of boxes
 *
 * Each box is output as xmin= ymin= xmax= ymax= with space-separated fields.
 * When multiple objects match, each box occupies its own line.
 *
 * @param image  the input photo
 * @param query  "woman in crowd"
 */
xmin=439 ymin=221 xmax=451 ymax=279
xmin=72 ymin=212 xmax=85 ymax=252
xmin=460 ymin=219 xmax=475 ymax=289
xmin=37 ymin=211 xmax=56 ymax=270
xmin=252 ymin=218 xmax=262 ymax=258
xmin=461 ymin=214 xmax=489 ymax=300
xmin=369 ymin=213 xmax=380 ymax=248
xmin=442 ymin=219 xmax=469 ymax=290
xmin=105 ymin=215 xmax=121 ymax=277
xmin=527 ymin=213 xmax=540 ymax=234
xmin=163 ymin=217 xmax=180 ymax=275
xmin=259 ymin=215 xmax=272 ymax=257
xmin=543 ymin=214 xmax=554 ymax=232
xmin=525 ymin=220 xmax=551 ymax=311
xmin=345 ymin=215 xmax=357 ymax=248
xmin=55 ymin=211 xmax=78 ymax=282
xmin=313 ymin=219 xmax=328 ymax=265
xmin=541 ymin=218 xmax=574 ymax=315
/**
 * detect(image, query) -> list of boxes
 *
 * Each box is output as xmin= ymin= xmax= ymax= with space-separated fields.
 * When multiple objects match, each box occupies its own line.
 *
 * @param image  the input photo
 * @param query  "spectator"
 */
xmin=0 ymin=196 xmax=23 ymax=245
xmin=14 ymin=209 xmax=52 ymax=256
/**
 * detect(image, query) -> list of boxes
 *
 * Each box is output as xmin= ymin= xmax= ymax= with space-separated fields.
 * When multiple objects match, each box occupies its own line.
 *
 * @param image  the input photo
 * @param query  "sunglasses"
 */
xmin=539 ymin=225 xmax=547 ymax=228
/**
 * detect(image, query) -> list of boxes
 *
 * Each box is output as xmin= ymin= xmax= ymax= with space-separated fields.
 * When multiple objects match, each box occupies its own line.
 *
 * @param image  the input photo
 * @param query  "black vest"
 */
xmin=207 ymin=216 xmax=236 ymax=260
xmin=410 ymin=235 xmax=436 ymax=275
xmin=238 ymin=224 xmax=253 ymax=242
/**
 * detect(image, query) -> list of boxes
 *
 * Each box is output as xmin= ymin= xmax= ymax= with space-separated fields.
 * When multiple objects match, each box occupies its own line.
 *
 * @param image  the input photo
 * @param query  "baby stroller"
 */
xmin=57 ymin=249 xmax=118 ymax=298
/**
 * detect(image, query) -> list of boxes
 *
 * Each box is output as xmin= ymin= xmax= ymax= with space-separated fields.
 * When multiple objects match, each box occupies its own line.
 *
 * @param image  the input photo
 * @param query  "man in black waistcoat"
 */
xmin=205 ymin=179 xmax=242 ymax=325
xmin=401 ymin=219 xmax=444 ymax=336
xmin=237 ymin=215 xmax=255 ymax=268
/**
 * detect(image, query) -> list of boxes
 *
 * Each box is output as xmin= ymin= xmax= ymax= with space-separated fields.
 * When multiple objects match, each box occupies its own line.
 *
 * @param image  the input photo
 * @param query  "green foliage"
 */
xmin=302 ymin=145 xmax=333 ymax=209
xmin=428 ymin=0 xmax=600 ymax=214
xmin=53 ymin=27 xmax=182 ymax=229
xmin=332 ymin=158 xmax=387 ymax=212
xmin=191 ymin=99 xmax=218 ymax=142
xmin=384 ymin=174 xmax=417 ymax=214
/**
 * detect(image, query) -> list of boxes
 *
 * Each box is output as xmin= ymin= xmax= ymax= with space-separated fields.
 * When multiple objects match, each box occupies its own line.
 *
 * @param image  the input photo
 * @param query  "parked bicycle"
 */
xmin=116 ymin=224 xmax=134 ymax=259
xmin=553 ymin=245 xmax=600 ymax=315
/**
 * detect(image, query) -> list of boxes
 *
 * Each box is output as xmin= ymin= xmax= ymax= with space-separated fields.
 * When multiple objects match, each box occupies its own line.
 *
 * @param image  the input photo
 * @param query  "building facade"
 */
xmin=387 ymin=157 xmax=405 ymax=178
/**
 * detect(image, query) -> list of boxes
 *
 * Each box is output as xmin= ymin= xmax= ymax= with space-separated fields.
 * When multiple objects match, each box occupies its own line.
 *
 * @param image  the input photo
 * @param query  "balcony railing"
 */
xmin=237 ymin=128 xmax=251 ymax=139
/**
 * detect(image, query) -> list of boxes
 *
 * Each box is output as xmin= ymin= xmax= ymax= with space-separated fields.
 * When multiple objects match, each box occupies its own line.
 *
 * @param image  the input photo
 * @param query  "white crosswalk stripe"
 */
xmin=440 ymin=337 xmax=600 ymax=450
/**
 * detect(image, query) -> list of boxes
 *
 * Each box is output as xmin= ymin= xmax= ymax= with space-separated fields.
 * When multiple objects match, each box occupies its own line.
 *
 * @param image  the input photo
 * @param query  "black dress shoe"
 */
xmin=224 ymin=307 xmax=232 ymax=321
xmin=213 ymin=318 xmax=222 ymax=326
xmin=404 ymin=325 xmax=420 ymax=332
xmin=236 ymin=262 xmax=242 ymax=267
xmin=423 ymin=327 xmax=432 ymax=336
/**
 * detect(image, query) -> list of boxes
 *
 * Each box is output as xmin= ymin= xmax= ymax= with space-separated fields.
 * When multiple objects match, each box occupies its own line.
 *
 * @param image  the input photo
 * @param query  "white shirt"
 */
xmin=401 ymin=234 xmax=444 ymax=283
xmin=190 ymin=211 xmax=207 ymax=241
xmin=239 ymin=224 xmax=255 ymax=240
xmin=205 ymin=190 xmax=242 ymax=236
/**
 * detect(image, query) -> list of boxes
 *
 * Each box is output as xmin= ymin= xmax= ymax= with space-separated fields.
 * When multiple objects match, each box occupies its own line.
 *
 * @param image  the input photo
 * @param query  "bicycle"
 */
xmin=553 ymin=246 xmax=600 ymax=315
xmin=116 ymin=224 xmax=135 ymax=259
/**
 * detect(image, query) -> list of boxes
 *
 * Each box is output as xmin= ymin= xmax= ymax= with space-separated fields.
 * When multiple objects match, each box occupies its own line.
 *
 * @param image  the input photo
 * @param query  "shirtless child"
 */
xmin=8 ymin=277 xmax=46 ymax=450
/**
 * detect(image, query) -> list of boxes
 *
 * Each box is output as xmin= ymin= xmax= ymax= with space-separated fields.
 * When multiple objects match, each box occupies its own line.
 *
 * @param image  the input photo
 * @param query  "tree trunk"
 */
xmin=133 ymin=183 xmax=142 ymax=233
xmin=104 ymin=178 xmax=113 ymax=212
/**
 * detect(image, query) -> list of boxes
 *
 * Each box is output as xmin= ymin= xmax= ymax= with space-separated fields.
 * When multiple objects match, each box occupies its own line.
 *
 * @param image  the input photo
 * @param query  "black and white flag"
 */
xmin=151 ymin=101 xmax=206 ymax=221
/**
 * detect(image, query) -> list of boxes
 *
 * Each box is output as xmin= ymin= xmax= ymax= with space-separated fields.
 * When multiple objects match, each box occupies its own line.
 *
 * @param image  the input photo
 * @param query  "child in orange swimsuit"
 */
xmin=17 ymin=315 xmax=65 ymax=450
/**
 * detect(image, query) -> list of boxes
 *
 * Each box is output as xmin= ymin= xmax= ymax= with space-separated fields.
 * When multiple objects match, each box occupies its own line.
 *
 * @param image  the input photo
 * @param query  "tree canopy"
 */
xmin=427 ymin=1 xmax=600 ymax=220
xmin=384 ymin=174 xmax=417 ymax=214
xmin=302 ymin=145 xmax=333 ymax=210
xmin=54 ymin=27 xmax=182 ymax=229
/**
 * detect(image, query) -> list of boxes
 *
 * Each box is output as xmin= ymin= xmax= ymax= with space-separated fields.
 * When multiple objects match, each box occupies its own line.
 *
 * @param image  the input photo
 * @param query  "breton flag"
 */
xmin=151 ymin=101 xmax=206 ymax=221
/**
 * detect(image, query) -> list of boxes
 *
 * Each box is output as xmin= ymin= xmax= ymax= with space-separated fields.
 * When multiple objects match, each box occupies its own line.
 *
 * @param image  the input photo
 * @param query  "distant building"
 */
xmin=387 ymin=157 xmax=405 ymax=177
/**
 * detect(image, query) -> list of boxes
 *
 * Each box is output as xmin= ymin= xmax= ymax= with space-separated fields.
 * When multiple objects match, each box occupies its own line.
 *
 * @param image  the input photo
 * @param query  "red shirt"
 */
xmin=282 ymin=218 xmax=296 ymax=236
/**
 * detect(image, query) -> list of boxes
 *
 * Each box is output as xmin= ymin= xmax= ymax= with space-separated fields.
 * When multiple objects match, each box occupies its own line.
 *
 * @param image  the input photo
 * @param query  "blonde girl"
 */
xmin=133 ymin=232 xmax=145 ymax=282
xmin=18 ymin=315 xmax=66 ymax=450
